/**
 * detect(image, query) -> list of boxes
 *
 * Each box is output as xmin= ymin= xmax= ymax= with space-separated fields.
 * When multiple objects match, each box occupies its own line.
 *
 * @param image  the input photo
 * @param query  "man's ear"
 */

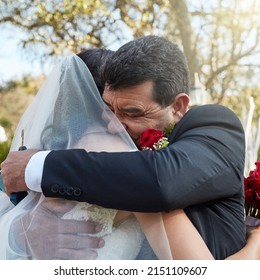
xmin=172 ymin=93 xmax=190 ymax=120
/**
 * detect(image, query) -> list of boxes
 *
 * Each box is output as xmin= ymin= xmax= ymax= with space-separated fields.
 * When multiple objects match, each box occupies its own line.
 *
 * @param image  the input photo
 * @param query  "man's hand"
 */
xmin=0 ymin=149 xmax=39 ymax=196
xmin=12 ymin=198 xmax=104 ymax=259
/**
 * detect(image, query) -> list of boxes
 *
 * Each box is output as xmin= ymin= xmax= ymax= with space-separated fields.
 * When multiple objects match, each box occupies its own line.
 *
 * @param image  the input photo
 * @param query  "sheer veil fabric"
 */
xmin=0 ymin=55 xmax=172 ymax=259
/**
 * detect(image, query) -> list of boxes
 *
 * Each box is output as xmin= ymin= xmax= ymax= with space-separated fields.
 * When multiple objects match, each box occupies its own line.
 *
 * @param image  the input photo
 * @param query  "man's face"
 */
xmin=102 ymin=81 xmax=175 ymax=147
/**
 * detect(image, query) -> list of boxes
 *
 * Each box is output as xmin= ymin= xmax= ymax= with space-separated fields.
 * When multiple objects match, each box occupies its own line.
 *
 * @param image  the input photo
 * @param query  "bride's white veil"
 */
xmin=0 ymin=54 xmax=172 ymax=259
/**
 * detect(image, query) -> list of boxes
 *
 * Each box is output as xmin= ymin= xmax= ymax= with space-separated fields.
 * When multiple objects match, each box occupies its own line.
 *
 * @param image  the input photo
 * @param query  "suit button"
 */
xmin=51 ymin=184 xmax=59 ymax=193
xmin=66 ymin=187 xmax=74 ymax=196
xmin=74 ymin=187 xmax=82 ymax=196
xmin=59 ymin=186 xmax=66 ymax=195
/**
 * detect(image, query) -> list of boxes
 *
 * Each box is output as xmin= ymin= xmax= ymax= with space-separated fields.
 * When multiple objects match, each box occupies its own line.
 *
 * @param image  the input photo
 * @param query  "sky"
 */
xmin=1 ymin=30 xmax=23 ymax=83
xmin=0 ymin=28 xmax=56 ymax=86
xmin=0 ymin=27 xmax=127 ymax=86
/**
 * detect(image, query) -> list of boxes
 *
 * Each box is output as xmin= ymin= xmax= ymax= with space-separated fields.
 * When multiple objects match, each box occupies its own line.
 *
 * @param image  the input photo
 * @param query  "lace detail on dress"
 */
xmin=62 ymin=202 xmax=117 ymax=237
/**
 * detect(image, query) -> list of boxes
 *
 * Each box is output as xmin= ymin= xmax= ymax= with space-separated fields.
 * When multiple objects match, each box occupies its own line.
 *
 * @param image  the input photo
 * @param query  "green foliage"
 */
xmin=0 ymin=117 xmax=12 ymax=131
xmin=0 ymin=118 xmax=13 ymax=163
xmin=0 ymin=75 xmax=43 ymax=145
xmin=0 ymin=0 xmax=118 ymax=56
xmin=0 ymin=140 xmax=11 ymax=164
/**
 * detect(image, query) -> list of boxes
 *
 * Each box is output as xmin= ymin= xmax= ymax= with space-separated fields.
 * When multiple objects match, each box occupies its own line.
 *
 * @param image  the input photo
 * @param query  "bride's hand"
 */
xmin=246 ymin=226 xmax=260 ymax=260
xmin=12 ymin=198 xmax=105 ymax=259
xmin=1 ymin=149 xmax=39 ymax=196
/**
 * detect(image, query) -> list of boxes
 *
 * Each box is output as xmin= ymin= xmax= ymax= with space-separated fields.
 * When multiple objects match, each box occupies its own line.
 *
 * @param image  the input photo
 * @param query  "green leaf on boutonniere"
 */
xmin=163 ymin=122 xmax=175 ymax=137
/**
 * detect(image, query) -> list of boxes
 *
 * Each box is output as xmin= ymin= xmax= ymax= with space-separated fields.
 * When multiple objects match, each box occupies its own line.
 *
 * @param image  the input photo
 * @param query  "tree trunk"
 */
xmin=168 ymin=0 xmax=198 ymax=88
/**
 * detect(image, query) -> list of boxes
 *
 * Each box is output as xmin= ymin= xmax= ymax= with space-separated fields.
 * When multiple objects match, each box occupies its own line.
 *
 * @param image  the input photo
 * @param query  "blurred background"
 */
xmin=0 ymin=0 xmax=259 ymax=173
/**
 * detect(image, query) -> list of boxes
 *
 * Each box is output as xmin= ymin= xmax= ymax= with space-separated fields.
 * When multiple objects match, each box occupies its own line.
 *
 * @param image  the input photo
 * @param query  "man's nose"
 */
xmin=102 ymin=109 xmax=128 ymax=133
xmin=107 ymin=117 xmax=127 ymax=134
xmin=112 ymin=110 xmax=128 ymax=129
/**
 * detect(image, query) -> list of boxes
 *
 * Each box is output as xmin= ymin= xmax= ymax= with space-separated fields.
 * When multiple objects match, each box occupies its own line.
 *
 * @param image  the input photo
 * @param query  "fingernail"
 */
xmin=98 ymin=239 xmax=105 ymax=248
xmin=95 ymin=224 xmax=103 ymax=232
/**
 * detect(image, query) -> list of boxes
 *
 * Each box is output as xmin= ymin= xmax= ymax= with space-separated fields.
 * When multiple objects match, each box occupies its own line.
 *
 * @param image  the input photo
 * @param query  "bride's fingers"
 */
xmin=56 ymin=219 xmax=103 ymax=234
xmin=58 ymin=234 xmax=105 ymax=250
xmin=52 ymin=248 xmax=98 ymax=260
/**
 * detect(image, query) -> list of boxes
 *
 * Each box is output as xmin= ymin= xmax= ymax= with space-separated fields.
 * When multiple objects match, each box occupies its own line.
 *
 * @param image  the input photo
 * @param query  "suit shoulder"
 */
xmin=191 ymin=104 xmax=235 ymax=114
xmin=190 ymin=104 xmax=241 ymax=122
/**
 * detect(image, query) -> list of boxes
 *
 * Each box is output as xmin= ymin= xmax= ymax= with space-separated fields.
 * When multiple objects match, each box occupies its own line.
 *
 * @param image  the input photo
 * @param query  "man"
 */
xmin=1 ymin=35 xmax=246 ymax=259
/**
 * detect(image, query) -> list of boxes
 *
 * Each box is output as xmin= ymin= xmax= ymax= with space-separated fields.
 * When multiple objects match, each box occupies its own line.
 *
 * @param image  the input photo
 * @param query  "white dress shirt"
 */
xmin=25 ymin=151 xmax=50 ymax=192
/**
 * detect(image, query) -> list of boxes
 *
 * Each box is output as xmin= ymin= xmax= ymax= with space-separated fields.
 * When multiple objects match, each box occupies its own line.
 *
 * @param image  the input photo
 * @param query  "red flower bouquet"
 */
xmin=244 ymin=161 xmax=260 ymax=219
xmin=140 ymin=128 xmax=169 ymax=151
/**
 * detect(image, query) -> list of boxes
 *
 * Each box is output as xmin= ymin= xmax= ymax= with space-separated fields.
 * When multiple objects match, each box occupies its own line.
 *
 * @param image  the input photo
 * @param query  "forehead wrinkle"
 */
xmin=103 ymin=81 xmax=158 ymax=114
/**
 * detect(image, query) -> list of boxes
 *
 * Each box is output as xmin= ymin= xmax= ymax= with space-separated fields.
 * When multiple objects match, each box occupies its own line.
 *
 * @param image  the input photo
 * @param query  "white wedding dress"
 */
xmin=62 ymin=203 xmax=144 ymax=259
xmin=0 ymin=55 xmax=171 ymax=260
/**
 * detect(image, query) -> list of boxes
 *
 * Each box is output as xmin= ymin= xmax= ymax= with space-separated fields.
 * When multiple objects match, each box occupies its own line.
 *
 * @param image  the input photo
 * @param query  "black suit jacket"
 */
xmin=42 ymin=104 xmax=246 ymax=259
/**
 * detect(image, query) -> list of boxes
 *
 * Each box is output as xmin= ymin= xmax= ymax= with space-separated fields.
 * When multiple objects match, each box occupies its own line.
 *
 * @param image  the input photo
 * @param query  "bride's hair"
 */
xmin=77 ymin=48 xmax=114 ymax=95
xmin=40 ymin=49 xmax=114 ymax=150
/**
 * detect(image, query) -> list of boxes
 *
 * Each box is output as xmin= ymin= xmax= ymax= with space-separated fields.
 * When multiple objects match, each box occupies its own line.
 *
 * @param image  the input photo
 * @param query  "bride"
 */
xmin=0 ymin=50 xmax=259 ymax=260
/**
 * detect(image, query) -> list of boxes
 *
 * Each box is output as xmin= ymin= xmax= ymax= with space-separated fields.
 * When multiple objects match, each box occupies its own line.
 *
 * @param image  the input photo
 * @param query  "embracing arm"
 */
xmin=1 ymin=143 xmax=244 ymax=212
xmin=41 ymin=142 xmax=243 ymax=212
xmin=163 ymin=210 xmax=260 ymax=260
xmin=2 ymin=105 xmax=245 ymax=213
xmin=226 ymin=227 xmax=260 ymax=260
xmin=40 ymin=105 xmax=245 ymax=212
xmin=162 ymin=210 xmax=214 ymax=259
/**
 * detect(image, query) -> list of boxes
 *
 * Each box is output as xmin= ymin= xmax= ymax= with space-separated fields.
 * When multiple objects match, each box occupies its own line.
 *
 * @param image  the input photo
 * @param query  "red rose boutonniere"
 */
xmin=244 ymin=161 xmax=260 ymax=218
xmin=140 ymin=128 xmax=168 ymax=151
xmin=140 ymin=128 xmax=171 ymax=151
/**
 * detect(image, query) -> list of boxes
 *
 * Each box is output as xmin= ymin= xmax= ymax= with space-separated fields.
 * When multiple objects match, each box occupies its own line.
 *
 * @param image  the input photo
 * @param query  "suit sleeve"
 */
xmin=41 ymin=105 xmax=245 ymax=212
